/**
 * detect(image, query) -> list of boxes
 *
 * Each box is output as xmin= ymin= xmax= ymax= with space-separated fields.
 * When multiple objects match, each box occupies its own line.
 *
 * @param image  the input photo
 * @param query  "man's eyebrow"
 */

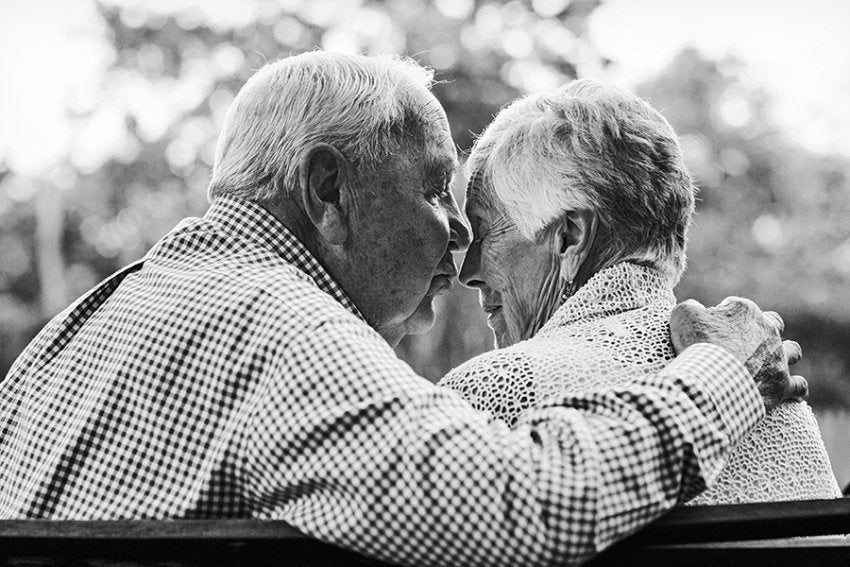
xmin=425 ymin=155 xmax=459 ymax=177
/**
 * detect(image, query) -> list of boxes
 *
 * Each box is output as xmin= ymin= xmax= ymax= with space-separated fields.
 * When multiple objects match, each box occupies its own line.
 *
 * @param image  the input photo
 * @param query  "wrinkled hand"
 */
xmin=669 ymin=297 xmax=807 ymax=411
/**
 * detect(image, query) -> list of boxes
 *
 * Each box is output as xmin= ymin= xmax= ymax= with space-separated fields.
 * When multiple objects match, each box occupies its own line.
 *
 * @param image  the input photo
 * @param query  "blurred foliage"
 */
xmin=1 ymin=0 xmax=849 ymax=414
xmin=636 ymin=48 xmax=850 ymax=408
xmin=819 ymin=410 xmax=850 ymax=489
xmin=0 ymin=0 xmax=603 ymax=380
xmin=405 ymin=47 xmax=850 ymax=412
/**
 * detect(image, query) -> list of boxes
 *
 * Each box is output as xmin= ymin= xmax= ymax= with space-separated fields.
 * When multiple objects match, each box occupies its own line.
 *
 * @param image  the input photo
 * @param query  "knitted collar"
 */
xmin=540 ymin=262 xmax=676 ymax=332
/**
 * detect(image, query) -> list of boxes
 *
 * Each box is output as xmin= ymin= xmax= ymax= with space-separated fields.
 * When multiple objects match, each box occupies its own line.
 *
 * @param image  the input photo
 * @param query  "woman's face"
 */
xmin=460 ymin=176 xmax=563 ymax=348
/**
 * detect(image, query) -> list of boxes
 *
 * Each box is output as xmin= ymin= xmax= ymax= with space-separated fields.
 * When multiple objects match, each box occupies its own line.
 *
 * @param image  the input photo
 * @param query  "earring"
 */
xmin=560 ymin=280 xmax=574 ymax=304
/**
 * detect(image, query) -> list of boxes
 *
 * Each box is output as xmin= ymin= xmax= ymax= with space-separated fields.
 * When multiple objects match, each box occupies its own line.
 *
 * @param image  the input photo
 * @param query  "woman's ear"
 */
xmin=299 ymin=144 xmax=351 ymax=246
xmin=556 ymin=209 xmax=598 ymax=283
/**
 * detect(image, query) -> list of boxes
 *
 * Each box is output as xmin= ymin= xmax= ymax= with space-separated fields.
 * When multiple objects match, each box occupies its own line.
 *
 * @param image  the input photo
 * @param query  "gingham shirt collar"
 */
xmin=203 ymin=196 xmax=364 ymax=321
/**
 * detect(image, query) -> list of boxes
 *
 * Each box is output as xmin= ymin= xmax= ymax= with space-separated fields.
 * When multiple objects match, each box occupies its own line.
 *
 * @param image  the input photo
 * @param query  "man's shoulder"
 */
xmin=143 ymin=219 xmax=365 ymax=336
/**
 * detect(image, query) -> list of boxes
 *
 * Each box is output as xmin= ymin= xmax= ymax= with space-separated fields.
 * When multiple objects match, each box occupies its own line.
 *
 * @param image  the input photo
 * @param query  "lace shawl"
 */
xmin=440 ymin=262 xmax=842 ymax=504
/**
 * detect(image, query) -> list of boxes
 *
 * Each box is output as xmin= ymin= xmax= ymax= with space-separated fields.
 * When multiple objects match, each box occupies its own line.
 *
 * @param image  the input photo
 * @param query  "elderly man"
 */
xmin=0 ymin=52 xmax=800 ymax=566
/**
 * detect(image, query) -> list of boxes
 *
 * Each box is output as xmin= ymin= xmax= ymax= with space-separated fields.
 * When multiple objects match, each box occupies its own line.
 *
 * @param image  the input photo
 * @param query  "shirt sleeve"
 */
xmin=242 ymin=316 xmax=764 ymax=567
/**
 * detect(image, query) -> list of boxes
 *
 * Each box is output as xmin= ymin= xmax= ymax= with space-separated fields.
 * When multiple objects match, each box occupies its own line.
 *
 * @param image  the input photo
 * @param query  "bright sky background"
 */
xmin=0 ymin=0 xmax=109 ymax=176
xmin=1 ymin=0 xmax=849 ymax=177
xmin=590 ymin=0 xmax=850 ymax=157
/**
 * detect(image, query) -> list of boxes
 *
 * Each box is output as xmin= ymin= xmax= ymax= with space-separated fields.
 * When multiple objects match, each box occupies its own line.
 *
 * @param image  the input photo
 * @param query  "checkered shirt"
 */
xmin=0 ymin=196 xmax=764 ymax=566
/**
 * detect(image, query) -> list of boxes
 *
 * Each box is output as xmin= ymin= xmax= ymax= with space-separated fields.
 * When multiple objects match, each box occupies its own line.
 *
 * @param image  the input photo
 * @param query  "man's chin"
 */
xmin=403 ymin=296 xmax=438 ymax=336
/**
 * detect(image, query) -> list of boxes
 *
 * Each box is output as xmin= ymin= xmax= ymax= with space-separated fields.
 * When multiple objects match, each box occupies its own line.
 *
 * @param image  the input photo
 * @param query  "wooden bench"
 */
xmin=1 ymin=498 xmax=848 ymax=566
xmin=589 ymin=497 xmax=850 ymax=566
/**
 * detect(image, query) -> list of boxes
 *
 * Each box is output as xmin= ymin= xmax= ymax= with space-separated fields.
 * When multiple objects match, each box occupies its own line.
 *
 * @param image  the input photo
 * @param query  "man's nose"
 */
xmin=446 ymin=192 xmax=471 ymax=253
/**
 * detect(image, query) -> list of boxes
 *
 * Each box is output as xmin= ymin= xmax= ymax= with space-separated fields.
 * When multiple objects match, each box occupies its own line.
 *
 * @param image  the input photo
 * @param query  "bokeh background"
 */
xmin=1 ymin=0 xmax=848 ymax=489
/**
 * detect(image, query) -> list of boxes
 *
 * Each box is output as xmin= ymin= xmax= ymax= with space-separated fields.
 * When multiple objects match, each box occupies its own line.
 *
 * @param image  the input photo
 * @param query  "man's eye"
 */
xmin=428 ymin=178 xmax=452 ymax=201
xmin=441 ymin=174 xmax=456 ymax=195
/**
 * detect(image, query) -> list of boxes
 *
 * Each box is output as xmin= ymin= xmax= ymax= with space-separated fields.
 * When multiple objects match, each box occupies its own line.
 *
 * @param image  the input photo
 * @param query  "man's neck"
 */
xmin=261 ymin=199 xmax=321 ymax=259
xmin=261 ymin=198 xmax=403 ymax=347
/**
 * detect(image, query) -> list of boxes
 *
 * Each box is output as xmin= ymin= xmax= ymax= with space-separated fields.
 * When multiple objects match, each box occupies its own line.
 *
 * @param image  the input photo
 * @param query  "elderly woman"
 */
xmin=440 ymin=79 xmax=841 ymax=504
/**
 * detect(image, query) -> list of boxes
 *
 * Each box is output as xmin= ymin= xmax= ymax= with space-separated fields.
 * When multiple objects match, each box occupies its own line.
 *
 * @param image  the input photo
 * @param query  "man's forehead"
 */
xmin=424 ymin=127 xmax=457 ymax=168
xmin=409 ymin=91 xmax=456 ymax=164
xmin=419 ymin=97 xmax=448 ymax=125
xmin=419 ymin=123 xmax=458 ymax=174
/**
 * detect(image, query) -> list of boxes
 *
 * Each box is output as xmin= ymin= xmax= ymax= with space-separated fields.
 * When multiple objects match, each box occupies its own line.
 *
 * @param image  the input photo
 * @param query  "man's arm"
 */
xmin=241 ymin=316 xmax=762 ymax=567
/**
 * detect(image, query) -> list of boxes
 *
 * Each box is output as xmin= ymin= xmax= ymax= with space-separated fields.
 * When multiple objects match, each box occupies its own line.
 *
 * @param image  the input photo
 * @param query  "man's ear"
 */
xmin=299 ymin=144 xmax=350 ymax=246
xmin=555 ymin=209 xmax=598 ymax=283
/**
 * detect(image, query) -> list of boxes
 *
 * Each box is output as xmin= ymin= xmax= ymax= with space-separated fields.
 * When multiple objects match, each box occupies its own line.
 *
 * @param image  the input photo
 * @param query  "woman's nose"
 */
xmin=459 ymin=241 xmax=484 ymax=289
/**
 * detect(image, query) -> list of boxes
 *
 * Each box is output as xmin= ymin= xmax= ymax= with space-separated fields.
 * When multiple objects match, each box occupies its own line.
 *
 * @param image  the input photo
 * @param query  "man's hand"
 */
xmin=669 ymin=297 xmax=808 ymax=411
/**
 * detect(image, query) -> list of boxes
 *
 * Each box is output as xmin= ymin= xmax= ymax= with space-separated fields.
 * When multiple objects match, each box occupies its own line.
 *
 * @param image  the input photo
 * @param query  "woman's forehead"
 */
xmin=464 ymin=170 xmax=502 ymax=218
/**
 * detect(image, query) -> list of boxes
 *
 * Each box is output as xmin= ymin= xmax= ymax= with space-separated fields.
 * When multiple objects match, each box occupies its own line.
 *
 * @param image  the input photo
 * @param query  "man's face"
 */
xmin=345 ymin=88 xmax=470 ymax=345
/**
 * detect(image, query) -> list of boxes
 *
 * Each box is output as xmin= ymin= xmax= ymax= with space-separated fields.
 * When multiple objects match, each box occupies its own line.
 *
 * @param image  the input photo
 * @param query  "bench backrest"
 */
xmin=590 ymin=497 xmax=850 ymax=566
xmin=2 ymin=499 xmax=848 ymax=566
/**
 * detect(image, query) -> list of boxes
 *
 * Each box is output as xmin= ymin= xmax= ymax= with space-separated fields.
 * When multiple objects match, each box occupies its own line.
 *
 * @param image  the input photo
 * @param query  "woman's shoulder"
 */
xmin=535 ymin=301 xmax=675 ymax=370
xmin=440 ymin=331 xmax=612 ymax=423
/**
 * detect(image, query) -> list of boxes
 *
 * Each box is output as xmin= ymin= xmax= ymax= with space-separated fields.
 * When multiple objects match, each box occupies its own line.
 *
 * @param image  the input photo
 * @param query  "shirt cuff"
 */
xmin=663 ymin=342 xmax=765 ymax=450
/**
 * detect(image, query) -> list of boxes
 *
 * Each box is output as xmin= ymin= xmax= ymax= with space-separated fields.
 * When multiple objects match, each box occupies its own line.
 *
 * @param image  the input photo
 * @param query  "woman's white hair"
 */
xmin=208 ymin=51 xmax=434 ymax=204
xmin=467 ymin=78 xmax=696 ymax=282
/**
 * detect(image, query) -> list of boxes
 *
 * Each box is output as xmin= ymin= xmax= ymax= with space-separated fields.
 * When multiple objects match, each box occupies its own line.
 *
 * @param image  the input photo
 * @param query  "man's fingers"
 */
xmin=764 ymin=311 xmax=785 ymax=333
xmin=678 ymin=298 xmax=706 ymax=310
xmin=783 ymin=340 xmax=802 ymax=366
xmin=711 ymin=297 xmax=761 ymax=323
xmin=711 ymin=296 xmax=738 ymax=313
xmin=669 ymin=300 xmax=708 ymax=354
xmin=785 ymin=375 xmax=809 ymax=402
xmin=670 ymin=299 xmax=707 ymax=328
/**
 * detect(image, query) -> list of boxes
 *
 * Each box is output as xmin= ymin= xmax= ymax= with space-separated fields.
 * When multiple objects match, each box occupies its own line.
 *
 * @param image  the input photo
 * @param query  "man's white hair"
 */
xmin=467 ymin=78 xmax=696 ymax=282
xmin=208 ymin=51 xmax=434 ymax=204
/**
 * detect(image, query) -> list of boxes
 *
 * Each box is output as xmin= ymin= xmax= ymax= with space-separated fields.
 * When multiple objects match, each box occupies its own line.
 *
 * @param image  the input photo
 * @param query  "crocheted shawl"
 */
xmin=440 ymin=262 xmax=841 ymax=504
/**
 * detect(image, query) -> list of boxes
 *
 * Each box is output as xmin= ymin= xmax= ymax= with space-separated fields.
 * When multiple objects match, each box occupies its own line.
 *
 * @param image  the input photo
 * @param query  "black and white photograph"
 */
xmin=0 ymin=0 xmax=848 ymax=565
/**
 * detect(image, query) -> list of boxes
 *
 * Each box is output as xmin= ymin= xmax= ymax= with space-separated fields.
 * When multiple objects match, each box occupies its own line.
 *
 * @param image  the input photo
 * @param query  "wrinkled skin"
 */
xmin=459 ymin=175 xmax=565 ymax=348
xmin=670 ymin=297 xmax=808 ymax=411
xmin=289 ymin=82 xmax=471 ymax=347
xmin=342 ymin=94 xmax=470 ymax=344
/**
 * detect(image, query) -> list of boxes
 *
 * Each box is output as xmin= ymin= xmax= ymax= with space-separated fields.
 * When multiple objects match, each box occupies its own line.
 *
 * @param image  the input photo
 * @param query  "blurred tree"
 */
xmin=638 ymin=48 xmax=850 ymax=408
xmin=2 ymin=2 xmax=847 ymax=413
xmin=0 ymin=0 xmax=604 ymax=379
